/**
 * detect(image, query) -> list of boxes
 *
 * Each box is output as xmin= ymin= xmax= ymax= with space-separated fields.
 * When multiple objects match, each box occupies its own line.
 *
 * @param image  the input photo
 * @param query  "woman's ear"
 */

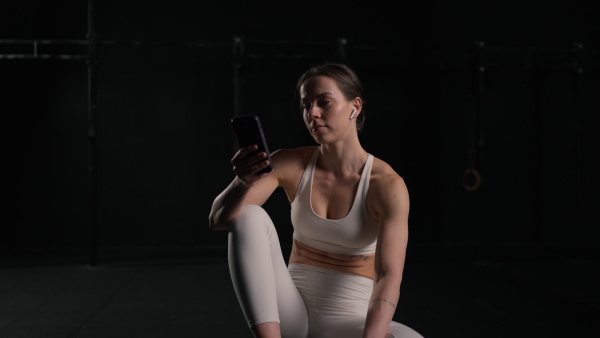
xmin=352 ymin=97 xmax=363 ymax=117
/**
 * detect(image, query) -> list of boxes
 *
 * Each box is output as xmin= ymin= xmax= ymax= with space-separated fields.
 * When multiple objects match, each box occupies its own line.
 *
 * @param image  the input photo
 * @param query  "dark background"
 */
xmin=2 ymin=0 xmax=599 ymax=259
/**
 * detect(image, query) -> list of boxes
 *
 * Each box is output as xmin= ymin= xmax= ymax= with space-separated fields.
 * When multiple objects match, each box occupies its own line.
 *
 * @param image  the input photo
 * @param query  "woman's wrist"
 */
xmin=235 ymin=176 xmax=253 ymax=188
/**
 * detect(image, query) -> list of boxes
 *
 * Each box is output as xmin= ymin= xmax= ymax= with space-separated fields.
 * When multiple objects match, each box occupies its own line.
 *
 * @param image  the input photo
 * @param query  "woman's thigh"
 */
xmin=228 ymin=205 xmax=309 ymax=338
xmin=289 ymin=263 xmax=423 ymax=338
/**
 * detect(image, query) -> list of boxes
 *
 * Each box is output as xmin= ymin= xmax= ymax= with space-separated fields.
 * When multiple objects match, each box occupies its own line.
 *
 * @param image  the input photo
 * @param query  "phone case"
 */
xmin=231 ymin=114 xmax=273 ymax=174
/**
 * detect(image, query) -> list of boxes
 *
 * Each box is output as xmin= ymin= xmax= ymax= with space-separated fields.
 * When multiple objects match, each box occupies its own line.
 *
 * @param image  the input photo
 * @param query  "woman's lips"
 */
xmin=311 ymin=124 xmax=326 ymax=131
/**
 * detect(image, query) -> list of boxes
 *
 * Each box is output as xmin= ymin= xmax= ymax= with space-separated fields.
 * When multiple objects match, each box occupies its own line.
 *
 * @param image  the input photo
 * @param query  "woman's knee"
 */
xmin=229 ymin=204 xmax=274 ymax=234
xmin=387 ymin=322 xmax=425 ymax=338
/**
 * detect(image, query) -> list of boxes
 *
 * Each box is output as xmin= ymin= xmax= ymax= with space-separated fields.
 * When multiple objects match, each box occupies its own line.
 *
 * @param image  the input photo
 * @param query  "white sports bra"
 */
xmin=291 ymin=147 xmax=378 ymax=255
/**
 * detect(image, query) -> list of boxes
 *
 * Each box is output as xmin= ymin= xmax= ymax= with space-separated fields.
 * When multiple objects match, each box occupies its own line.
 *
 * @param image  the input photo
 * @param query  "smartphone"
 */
xmin=231 ymin=114 xmax=273 ymax=174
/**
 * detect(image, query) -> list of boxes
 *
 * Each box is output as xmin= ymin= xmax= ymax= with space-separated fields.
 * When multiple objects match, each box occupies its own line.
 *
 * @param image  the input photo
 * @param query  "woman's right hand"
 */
xmin=231 ymin=145 xmax=272 ymax=187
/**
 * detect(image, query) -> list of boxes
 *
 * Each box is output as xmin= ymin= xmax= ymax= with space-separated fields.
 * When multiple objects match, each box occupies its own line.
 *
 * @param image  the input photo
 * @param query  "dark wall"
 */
xmin=2 ymin=1 xmax=599 ymax=253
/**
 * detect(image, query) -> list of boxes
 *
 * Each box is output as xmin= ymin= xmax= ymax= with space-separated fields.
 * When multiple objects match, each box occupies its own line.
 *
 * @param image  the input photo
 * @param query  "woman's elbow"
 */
xmin=208 ymin=212 xmax=229 ymax=231
xmin=375 ymin=270 xmax=403 ymax=286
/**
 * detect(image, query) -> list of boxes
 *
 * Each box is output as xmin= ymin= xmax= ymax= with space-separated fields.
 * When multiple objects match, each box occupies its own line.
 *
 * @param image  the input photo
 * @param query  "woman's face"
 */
xmin=300 ymin=76 xmax=357 ymax=144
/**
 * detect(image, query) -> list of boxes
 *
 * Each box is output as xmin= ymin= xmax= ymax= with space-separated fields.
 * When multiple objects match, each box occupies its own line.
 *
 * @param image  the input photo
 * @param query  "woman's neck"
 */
xmin=318 ymin=140 xmax=368 ymax=177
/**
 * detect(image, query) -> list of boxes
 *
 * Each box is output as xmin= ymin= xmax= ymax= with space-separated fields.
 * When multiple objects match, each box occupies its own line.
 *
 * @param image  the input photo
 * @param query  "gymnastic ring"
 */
xmin=463 ymin=168 xmax=482 ymax=192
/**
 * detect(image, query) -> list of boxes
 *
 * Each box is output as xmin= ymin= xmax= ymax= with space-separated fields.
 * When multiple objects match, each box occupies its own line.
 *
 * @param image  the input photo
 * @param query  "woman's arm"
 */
xmin=363 ymin=172 xmax=410 ymax=338
xmin=208 ymin=146 xmax=281 ymax=230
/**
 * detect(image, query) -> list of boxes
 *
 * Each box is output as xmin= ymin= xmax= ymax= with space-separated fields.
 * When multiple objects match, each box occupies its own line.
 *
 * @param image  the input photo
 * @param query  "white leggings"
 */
xmin=228 ymin=205 xmax=424 ymax=338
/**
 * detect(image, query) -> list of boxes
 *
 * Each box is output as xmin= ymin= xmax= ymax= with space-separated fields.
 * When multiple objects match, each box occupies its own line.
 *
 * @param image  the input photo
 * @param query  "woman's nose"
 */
xmin=307 ymin=107 xmax=320 ymax=119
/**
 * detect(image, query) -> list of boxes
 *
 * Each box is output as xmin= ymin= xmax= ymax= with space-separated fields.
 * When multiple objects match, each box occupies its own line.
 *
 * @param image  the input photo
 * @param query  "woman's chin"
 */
xmin=311 ymin=135 xmax=326 ymax=145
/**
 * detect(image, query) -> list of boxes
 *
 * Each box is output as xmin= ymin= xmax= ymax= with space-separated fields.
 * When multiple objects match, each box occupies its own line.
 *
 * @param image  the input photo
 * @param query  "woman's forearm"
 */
xmin=362 ymin=277 xmax=401 ymax=338
xmin=208 ymin=177 xmax=251 ymax=230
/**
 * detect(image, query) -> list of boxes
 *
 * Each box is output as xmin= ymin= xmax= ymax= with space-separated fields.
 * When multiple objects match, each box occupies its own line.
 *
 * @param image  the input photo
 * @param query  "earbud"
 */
xmin=349 ymin=107 xmax=357 ymax=120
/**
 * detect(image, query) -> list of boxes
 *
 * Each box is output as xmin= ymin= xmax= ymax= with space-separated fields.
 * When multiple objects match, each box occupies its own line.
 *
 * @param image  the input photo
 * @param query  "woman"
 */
xmin=209 ymin=63 xmax=424 ymax=338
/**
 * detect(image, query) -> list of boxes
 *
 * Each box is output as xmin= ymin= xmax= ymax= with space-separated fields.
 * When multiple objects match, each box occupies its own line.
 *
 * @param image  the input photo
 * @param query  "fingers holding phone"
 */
xmin=231 ymin=144 xmax=272 ymax=186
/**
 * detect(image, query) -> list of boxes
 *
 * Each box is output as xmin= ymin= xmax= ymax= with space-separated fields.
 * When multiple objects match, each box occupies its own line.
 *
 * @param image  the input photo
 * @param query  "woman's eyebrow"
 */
xmin=301 ymin=92 xmax=333 ymax=101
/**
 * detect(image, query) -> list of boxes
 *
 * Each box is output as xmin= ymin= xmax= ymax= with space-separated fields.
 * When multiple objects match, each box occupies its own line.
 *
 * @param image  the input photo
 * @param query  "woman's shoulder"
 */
xmin=272 ymin=146 xmax=318 ymax=166
xmin=269 ymin=146 xmax=318 ymax=195
xmin=367 ymin=156 xmax=409 ymax=219
xmin=369 ymin=156 xmax=407 ymax=193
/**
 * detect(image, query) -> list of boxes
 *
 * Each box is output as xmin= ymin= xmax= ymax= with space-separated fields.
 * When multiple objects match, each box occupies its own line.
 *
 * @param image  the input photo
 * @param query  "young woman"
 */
xmin=209 ymin=63 xmax=424 ymax=338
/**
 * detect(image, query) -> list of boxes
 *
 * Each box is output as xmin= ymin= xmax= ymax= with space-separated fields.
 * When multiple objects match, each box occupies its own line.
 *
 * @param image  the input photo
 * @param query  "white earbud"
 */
xmin=349 ymin=107 xmax=357 ymax=120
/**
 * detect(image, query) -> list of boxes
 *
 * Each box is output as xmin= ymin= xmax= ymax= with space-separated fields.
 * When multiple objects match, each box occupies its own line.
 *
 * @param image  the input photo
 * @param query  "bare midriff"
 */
xmin=288 ymin=238 xmax=375 ymax=280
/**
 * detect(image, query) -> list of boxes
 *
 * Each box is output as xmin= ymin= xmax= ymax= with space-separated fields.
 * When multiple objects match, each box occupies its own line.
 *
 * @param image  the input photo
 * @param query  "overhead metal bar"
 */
xmin=0 ymin=39 xmax=88 ymax=59
xmin=2 ymin=38 xmax=596 ymax=61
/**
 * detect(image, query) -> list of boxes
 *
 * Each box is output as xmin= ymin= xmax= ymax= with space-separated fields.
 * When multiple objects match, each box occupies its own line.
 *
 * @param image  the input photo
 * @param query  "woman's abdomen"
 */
xmin=289 ymin=239 xmax=375 ymax=280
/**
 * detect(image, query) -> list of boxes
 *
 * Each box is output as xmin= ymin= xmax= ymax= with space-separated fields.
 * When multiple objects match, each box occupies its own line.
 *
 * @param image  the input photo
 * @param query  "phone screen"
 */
xmin=231 ymin=114 xmax=273 ymax=174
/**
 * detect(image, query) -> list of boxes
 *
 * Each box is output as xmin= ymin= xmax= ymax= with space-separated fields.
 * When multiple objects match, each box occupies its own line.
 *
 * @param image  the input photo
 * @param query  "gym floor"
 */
xmin=1 ymin=245 xmax=598 ymax=338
